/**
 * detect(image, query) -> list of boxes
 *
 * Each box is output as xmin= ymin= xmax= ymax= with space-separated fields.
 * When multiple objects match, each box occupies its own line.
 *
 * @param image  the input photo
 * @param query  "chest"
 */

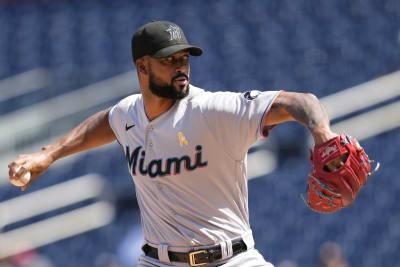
xmin=122 ymin=105 xmax=214 ymax=179
xmin=129 ymin=107 xmax=207 ymax=153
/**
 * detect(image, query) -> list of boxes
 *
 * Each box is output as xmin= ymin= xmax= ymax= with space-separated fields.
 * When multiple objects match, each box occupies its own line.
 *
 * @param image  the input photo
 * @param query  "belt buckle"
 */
xmin=189 ymin=250 xmax=208 ymax=266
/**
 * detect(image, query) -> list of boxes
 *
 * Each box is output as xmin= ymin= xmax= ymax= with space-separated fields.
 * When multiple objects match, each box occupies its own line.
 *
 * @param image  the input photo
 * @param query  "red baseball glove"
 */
xmin=302 ymin=133 xmax=379 ymax=213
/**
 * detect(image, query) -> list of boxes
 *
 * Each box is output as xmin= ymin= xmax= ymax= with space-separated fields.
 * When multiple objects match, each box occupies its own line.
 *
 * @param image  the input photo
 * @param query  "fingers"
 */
xmin=325 ymin=159 xmax=344 ymax=172
xmin=8 ymin=155 xmax=32 ymax=190
xmin=324 ymin=153 xmax=349 ymax=172
xmin=9 ymin=165 xmax=29 ymax=181
xmin=21 ymin=183 xmax=30 ymax=191
xmin=8 ymin=158 xmax=27 ymax=179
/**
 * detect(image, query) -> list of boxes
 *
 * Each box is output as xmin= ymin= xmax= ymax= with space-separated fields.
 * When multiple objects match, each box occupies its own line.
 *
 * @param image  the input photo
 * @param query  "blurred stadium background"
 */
xmin=0 ymin=0 xmax=399 ymax=266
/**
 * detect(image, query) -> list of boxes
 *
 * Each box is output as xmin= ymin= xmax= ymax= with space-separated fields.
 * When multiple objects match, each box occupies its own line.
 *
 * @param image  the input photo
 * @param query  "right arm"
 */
xmin=8 ymin=108 xmax=116 ymax=190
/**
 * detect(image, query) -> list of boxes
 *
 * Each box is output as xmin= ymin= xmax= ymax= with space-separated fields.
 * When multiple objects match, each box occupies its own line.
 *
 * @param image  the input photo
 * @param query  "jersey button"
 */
xmin=149 ymin=142 xmax=153 ymax=147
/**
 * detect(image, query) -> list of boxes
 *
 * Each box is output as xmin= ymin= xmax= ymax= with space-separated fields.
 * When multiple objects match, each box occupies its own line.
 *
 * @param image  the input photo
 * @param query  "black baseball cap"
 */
xmin=132 ymin=21 xmax=203 ymax=62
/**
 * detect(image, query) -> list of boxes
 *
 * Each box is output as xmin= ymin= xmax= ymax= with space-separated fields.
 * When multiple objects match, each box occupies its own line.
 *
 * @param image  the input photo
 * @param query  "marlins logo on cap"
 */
xmin=165 ymin=25 xmax=182 ymax=41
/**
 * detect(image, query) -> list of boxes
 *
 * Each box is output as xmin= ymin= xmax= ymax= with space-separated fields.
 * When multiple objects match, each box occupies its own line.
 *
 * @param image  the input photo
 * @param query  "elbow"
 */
xmin=282 ymin=92 xmax=320 ymax=107
xmin=304 ymin=93 xmax=319 ymax=104
xmin=298 ymin=93 xmax=321 ymax=109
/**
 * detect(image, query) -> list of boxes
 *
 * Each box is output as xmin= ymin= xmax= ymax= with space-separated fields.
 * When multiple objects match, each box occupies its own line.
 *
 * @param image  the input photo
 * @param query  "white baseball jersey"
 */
xmin=108 ymin=85 xmax=280 ymax=250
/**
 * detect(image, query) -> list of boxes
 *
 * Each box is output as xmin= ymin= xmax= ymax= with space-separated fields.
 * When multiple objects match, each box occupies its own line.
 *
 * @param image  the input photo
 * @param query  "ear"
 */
xmin=136 ymin=60 xmax=147 ymax=75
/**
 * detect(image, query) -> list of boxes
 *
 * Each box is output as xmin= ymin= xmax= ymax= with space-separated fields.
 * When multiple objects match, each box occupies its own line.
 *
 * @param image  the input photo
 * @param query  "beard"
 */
xmin=148 ymin=69 xmax=190 ymax=100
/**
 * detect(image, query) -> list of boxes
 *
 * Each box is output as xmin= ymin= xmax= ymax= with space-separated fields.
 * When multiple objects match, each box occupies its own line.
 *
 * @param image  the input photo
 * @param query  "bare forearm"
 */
xmin=9 ymin=108 xmax=116 ymax=190
xmin=266 ymin=92 xmax=336 ymax=145
xmin=279 ymin=93 xmax=328 ymax=129
xmin=43 ymin=108 xmax=116 ymax=163
xmin=284 ymin=93 xmax=333 ymax=144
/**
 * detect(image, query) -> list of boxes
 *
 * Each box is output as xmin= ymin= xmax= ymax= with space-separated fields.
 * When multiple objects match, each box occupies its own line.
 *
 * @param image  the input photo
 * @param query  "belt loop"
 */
xmin=219 ymin=240 xmax=233 ymax=260
xmin=157 ymin=243 xmax=171 ymax=264
xmin=226 ymin=239 xmax=233 ymax=258
xmin=219 ymin=241 xmax=227 ymax=259
xmin=242 ymin=232 xmax=255 ymax=250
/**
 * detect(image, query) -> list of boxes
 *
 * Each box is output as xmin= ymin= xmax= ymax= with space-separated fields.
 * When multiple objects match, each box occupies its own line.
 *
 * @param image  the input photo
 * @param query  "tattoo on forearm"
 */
xmin=281 ymin=94 xmax=329 ymax=131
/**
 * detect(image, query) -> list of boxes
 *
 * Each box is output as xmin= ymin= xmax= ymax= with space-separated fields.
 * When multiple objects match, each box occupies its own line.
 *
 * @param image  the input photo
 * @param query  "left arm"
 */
xmin=265 ymin=91 xmax=348 ymax=171
xmin=264 ymin=91 xmax=374 ymax=212
xmin=264 ymin=91 xmax=336 ymax=146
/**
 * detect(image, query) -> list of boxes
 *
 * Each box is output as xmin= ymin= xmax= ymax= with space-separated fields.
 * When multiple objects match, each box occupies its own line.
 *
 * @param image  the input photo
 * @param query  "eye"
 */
xmin=161 ymin=57 xmax=174 ymax=64
xmin=181 ymin=54 xmax=189 ymax=64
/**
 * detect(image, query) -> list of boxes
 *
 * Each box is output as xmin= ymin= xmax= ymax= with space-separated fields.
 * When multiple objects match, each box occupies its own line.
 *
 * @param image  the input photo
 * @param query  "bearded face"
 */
xmin=148 ymin=64 xmax=190 ymax=100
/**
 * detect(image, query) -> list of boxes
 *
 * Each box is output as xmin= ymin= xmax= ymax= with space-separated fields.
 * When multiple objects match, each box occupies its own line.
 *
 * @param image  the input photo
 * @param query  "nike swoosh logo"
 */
xmin=125 ymin=123 xmax=135 ymax=131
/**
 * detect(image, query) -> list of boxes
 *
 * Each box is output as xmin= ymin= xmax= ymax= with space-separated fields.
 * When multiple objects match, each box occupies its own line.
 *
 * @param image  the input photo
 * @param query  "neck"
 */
xmin=141 ymin=86 xmax=176 ymax=121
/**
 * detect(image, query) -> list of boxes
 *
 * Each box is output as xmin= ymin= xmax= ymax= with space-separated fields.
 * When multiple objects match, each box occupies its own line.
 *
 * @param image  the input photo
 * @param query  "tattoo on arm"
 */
xmin=276 ymin=93 xmax=330 ymax=132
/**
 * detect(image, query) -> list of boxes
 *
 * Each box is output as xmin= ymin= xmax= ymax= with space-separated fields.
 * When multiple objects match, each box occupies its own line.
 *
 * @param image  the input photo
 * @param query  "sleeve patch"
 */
xmin=243 ymin=90 xmax=262 ymax=101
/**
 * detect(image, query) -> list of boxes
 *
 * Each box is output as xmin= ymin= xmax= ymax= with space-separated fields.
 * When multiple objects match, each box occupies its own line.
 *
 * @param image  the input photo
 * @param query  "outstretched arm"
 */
xmin=265 ymin=91 xmax=335 ymax=145
xmin=8 ymin=108 xmax=116 ymax=190
xmin=264 ymin=91 xmax=346 ymax=170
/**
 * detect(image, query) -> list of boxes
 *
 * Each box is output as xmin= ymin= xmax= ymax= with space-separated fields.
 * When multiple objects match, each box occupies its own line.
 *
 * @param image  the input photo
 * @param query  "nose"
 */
xmin=175 ymin=57 xmax=189 ymax=72
xmin=175 ymin=63 xmax=187 ymax=74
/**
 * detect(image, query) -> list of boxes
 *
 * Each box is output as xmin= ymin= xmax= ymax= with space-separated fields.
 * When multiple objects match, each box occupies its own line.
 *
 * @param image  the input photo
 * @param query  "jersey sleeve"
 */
xmin=108 ymin=102 xmax=124 ymax=143
xmin=200 ymin=90 xmax=282 ymax=160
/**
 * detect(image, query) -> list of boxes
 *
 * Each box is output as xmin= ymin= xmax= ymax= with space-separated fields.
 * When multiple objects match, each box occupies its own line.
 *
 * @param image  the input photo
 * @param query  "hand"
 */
xmin=8 ymin=151 xmax=54 ymax=191
xmin=324 ymin=153 xmax=348 ymax=172
xmin=311 ymin=128 xmax=348 ymax=172
xmin=304 ymin=133 xmax=372 ymax=212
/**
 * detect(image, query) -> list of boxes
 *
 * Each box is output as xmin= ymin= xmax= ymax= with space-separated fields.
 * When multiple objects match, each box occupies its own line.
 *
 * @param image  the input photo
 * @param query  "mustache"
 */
xmin=172 ymin=73 xmax=189 ymax=82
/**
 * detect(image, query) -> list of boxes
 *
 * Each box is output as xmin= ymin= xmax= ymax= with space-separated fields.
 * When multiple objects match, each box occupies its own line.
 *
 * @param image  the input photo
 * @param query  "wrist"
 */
xmin=41 ymin=145 xmax=59 ymax=164
xmin=311 ymin=128 xmax=338 ymax=146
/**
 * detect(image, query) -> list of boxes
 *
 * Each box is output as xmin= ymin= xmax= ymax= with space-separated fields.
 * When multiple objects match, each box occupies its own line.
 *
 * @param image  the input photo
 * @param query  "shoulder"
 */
xmin=112 ymin=93 xmax=142 ymax=114
xmin=188 ymin=85 xmax=239 ymax=107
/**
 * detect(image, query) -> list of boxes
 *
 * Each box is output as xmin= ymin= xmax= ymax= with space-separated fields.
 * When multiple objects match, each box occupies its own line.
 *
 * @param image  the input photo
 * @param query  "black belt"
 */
xmin=142 ymin=239 xmax=247 ymax=266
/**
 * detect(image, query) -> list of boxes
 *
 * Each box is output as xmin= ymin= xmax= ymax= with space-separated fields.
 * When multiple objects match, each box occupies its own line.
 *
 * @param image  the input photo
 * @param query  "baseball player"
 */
xmin=8 ymin=21 xmax=362 ymax=266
